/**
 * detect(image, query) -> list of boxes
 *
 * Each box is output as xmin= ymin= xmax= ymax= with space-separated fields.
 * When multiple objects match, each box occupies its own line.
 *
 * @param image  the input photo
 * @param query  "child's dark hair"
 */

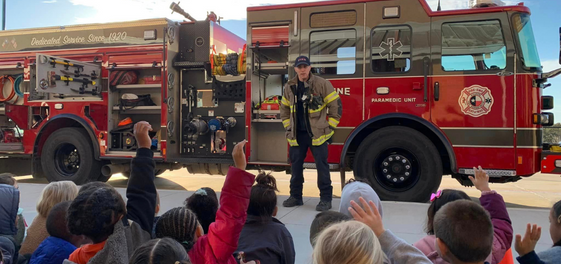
xmin=79 ymin=181 xmax=111 ymax=194
xmin=554 ymin=200 xmax=561 ymax=247
xmin=67 ymin=186 xmax=126 ymax=243
xmin=155 ymin=207 xmax=199 ymax=252
xmin=426 ymin=189 xmax=470 ymax=235
xmin=434 ymin=200 xmax=493 ymax=263
xmin=0 ymin=173 xmax=16 ymax=186
xmin=47 ymin=201 xmax=73 ymax=241
xmin=247 ymin=172 xmax=278 ymax=219
xmin=185 ymin=187 xmax=218 ymax=234
xmin=129 ymin=238 xmax=190 ymax=264
xmin=310 ymin=211 xmax=351 ymax=247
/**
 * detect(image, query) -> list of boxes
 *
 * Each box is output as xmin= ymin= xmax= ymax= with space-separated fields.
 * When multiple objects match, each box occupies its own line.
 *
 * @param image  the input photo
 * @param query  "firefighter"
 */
xmin=280 ymin=56 xmax=342 ymax=211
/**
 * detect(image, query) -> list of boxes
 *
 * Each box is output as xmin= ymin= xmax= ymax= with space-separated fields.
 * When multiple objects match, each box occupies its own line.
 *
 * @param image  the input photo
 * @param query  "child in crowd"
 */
xmin=20 ymin=181 xmax=79 ymax=255
xmin=433 ymin=199 xmax=494 ymax=264
xmin=185 ymin=187 xmax=218 ymax=234
xmin=29 ymin=201 xmax=87 ymax=264
xmin=514 ymin=200 xmax=561 ymax=264
xmin=348 ymin=197 xmax=432 ymax=264
xmin=155 ymin=140 xmax=255 ymax=264
xmin=414 ymin=167 xmax=513 ymax=264
xmin=0 ymin=173 xmax=25 ymax=248
xmin=339 ymin=178 xmax=383 ymax=219
xmin=0 ymin=237 xmax=14 ymax=264
xmin=64 ymin=121 xmax=158 ymax=264
xmin=309 ymin=211 xmax=350 ymax=247
xmin=129 ymin=238 xmax=191 ymax=264
xmin=236 ymin=172 xmax=295 ymax=264
xmin=313 ymin=220 xmax=384 ymax=264
xmin=0 ymin=182 xmax=21 ymax=263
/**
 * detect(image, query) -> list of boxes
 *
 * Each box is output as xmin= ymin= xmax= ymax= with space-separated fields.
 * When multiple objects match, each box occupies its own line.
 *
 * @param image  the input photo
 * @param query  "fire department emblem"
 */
xmin=458 ymin=85 xmax=494 ymax=117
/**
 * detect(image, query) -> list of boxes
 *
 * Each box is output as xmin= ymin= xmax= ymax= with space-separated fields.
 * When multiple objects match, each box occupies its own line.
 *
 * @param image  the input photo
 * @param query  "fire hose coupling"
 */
xmin=208 ymin=117 xmax=237 ymax=133
xmin=186 ymin=118 xmax=209 ymax=136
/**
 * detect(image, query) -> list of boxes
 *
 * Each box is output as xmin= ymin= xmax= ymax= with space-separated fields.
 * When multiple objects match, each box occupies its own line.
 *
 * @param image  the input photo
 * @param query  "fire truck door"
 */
xmin=35 ymin=54 xmax=102 ymax=97
xmin=364 ymin=1 xmax=432 ymax=124
xmin=430 ymin=13 xmax=517 ymax=170
xmin=300 ymin=3 xmax=365 ymax=163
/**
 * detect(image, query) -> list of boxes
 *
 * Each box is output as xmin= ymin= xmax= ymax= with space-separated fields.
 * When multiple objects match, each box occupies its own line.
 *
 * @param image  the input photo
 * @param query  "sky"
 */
xmin=2 ymin=0 xmax=561 ymax=116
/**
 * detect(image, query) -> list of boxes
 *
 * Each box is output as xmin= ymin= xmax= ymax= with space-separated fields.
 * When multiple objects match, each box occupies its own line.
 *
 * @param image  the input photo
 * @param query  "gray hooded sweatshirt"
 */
xmin=338 ymin=181 xmax=383 ymax=218
xmin=339 ymin=181 xmax=432 ymax=264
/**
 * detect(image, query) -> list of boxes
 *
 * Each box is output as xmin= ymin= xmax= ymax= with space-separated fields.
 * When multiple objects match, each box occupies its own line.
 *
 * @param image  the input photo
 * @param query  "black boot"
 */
xmin=283 ymin=196 xmax=304 ymax=207
xmin=316 ymin=200 xmax=332 ymax=211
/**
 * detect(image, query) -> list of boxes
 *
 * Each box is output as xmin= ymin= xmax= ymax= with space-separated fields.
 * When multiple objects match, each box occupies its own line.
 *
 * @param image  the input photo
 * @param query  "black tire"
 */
xmin=121 ymin=169 xmax=165 ymax=178
xmin=41 ymin=127 xmax=102 ymax=184
xmin=354 ymin=126 xmax=442 ymax=202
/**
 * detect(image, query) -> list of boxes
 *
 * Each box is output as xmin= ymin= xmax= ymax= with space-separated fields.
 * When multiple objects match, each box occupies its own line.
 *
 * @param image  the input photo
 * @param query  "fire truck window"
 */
xmin=441 ymin=20 xmax=506 ymax=71
xmin=512 ymin=13 xmax=541 ymax=69
xmin=371 ymin=26 xmax=411 ymax=73
xmin=310 ymin=29 xmax=357 ymax=75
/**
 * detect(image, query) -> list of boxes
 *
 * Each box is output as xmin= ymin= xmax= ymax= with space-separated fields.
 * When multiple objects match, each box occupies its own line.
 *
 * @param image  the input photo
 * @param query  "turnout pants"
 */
xmin=289 ymin=131 xmax=332 ymax=202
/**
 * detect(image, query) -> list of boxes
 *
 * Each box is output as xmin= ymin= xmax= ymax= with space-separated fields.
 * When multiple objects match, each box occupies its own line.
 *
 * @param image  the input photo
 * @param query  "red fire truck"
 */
xmin=0 ymin=0 xmax=560 ymax=202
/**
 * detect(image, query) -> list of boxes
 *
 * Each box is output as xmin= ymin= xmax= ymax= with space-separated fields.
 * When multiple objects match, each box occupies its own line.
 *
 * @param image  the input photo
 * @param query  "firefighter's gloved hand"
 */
xmin=309 ymin=94 xmax=324 ymax=111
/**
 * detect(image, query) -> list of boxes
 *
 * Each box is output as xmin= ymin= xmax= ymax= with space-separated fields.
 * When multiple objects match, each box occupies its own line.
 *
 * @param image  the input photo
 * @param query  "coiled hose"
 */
xmin=14 ymin=75 xmax=23 ymax=97
xmin=0 ymin=75 xmax=16 ymax=103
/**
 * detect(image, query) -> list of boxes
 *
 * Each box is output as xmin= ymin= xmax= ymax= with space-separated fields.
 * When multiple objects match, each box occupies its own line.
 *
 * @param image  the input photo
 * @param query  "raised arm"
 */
xmin=126 ymin=121 xmax=157 ymax=233
xmin=206 ymin=141 xmax=256 ymax=262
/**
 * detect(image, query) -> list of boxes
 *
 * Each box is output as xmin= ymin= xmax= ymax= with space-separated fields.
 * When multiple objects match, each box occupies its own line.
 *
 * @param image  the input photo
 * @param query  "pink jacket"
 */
xmin=188 ymin=167 xmax=255 ymax=264
xmin=413 ymin=192 xmax=513 ymax=264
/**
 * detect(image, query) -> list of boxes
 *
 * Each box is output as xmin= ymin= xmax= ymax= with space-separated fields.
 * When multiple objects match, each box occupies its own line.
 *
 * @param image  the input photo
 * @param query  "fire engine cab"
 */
xmin=0 ymin=0 xmax=560 ymax=202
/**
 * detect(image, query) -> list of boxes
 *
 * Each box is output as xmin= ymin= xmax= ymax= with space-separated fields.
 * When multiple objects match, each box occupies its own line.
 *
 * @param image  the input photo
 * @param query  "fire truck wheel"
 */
xmin=354 ymin=126 xmax=442 ymax=202
xmin=40 ymin=127 xmax=102 ymax=185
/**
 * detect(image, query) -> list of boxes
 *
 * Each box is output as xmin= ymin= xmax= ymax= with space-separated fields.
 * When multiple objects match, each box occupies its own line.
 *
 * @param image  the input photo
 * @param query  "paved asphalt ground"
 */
xmin=14 ymin=170 xmax=561 ymax=263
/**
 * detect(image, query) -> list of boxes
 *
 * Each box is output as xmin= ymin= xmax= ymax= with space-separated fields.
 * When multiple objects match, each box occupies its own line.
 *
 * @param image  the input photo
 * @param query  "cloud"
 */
xmin=542 ymin=59 xmax=560 ymax=72
xmin=425 ymin=0 xmax=469 ymax=10
xmin=67 ymin=0 xmax=523 ymax=25
xmin=68 ymin=0 xmax=325 ymax=23
xmin=42 ymin=0 xmax=57 ymax=3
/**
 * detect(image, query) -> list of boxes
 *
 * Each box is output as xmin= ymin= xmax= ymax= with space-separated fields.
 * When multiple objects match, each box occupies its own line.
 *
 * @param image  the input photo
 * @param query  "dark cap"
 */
xmin=294 ymin=56 xmax=310 ymax=67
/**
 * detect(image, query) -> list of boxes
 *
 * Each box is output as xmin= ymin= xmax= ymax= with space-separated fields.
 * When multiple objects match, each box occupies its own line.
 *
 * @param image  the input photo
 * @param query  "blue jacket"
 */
xmin=0 ymin=184 xmax=19 ymax=236
xmin=29 ymin=236 xmax=77 ymax=264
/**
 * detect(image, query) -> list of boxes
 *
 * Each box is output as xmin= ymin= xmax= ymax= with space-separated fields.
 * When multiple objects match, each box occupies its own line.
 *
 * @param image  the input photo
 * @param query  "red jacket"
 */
xmin=188 ymin=167 xmax=255 ymax=264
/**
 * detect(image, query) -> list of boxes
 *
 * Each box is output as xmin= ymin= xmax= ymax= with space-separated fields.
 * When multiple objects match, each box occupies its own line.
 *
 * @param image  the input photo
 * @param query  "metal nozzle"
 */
xmin=170 ymin=2 xmax=196 ymax=22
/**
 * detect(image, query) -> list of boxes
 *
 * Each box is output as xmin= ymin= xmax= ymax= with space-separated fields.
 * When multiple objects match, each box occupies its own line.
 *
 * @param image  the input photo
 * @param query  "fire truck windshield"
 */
xmin=513 ymin=13 xmax=541 ymax=69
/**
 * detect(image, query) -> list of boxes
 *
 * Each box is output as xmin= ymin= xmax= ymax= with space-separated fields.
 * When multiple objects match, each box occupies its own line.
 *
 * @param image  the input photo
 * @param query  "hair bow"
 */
xmin=194 ymin=188 xmax=208 ymax=196
xmin=430 ymin=190 xmax=443 ymax=202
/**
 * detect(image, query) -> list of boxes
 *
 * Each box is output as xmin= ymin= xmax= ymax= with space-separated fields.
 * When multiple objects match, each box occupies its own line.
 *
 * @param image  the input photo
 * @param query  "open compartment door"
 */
xmin=35 ymin=54 xmax=102 ymax=98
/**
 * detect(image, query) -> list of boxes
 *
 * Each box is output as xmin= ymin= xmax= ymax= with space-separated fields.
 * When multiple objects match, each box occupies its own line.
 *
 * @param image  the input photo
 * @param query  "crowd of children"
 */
xmin=0 ymin=120 xmax=559 ymax=264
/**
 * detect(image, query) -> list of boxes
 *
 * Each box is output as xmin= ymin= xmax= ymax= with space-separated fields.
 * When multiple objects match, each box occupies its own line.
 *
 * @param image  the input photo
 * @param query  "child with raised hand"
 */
xmin=65 ymin=121 xmax=157 ymax=264
xmin=414 ymin=166 xmax=513 ymax=264
xmin=155 ymin=140 xmax=255 ymax=264
xmin=185 ymin=187 xmax=218 ymax=234
xmin=129 ymin=238 xmax=191 ymax=264
xmin=349 ymin=197 xmax=432 ymax=264
xmin=514 ymin=200 xmax=561 ymax=264
xmin=236 ymin=172 xmax=295 ymax=264
xmin=339 ymin=178 xmax=383 ymax=219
